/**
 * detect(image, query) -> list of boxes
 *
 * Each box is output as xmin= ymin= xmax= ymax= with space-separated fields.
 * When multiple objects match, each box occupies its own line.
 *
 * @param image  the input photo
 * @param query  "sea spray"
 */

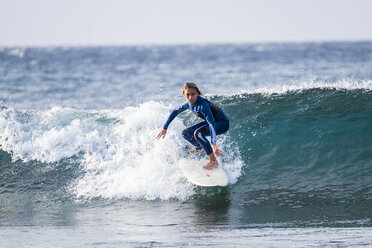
xmin=0 ymin=102 xmax=244 ymax=201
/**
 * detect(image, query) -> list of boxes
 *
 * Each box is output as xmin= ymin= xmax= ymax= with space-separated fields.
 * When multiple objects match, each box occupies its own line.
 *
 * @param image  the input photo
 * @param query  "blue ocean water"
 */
xmin=1 ymin=42 xmax=372 ymax=247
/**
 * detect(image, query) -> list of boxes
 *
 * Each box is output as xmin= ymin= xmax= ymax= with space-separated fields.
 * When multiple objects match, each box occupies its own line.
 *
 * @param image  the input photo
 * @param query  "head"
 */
xmin=183 ymin=82 xmax=201 ymax=104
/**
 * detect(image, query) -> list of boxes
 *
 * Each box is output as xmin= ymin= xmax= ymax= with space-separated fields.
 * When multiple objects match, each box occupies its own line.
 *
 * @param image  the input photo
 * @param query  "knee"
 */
xmin=182 ymin=128 xmax=191 ymax=138
xmin=193 ymin=129 xmax=201 ymax=141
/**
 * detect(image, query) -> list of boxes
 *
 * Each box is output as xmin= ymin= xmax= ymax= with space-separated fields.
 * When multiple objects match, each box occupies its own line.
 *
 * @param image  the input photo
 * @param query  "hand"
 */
xmin=156 ymin=129 xmax=167 ymax=140
xmin=212 ymin=144 xmax=222 ymax=157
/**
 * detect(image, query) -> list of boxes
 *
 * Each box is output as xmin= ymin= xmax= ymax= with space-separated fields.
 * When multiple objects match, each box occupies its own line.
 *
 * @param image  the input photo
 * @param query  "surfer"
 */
xmin=156 ymin=82 xmax=229 ymax=170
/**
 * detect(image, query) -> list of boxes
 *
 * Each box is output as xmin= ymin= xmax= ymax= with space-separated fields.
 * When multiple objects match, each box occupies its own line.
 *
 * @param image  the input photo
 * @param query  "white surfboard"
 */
xmin=178 ymin=158 xmax=228 ymax=187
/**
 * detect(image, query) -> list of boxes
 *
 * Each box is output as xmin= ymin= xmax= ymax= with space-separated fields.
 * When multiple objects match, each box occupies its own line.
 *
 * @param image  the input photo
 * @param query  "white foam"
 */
xmin=213 ymin=79 xmax=372 ymax=97
xmin=0 ymin=106 xmax=106 ymax=163
xmin=0 ymin=102 xmax=243 ymax=201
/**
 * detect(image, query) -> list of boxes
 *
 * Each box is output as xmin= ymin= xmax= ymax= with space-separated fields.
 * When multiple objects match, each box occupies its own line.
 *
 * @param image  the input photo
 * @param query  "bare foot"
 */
xmin=187 ymin=148 xmax=198 ymax=154
xmin=187 ymin=149 xmax=205 ymax=155
xmin=202 ymin=160 xmax=218 ymax=170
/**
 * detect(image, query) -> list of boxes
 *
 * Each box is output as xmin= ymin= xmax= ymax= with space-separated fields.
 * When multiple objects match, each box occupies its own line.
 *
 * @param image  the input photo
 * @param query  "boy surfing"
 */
xmin=156 ymin=82 xmax=229 ymax=170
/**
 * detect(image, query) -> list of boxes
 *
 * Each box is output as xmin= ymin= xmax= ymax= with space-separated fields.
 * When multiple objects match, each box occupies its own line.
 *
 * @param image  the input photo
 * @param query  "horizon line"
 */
xmin=1 ymin=38 xmax=372 ymax=48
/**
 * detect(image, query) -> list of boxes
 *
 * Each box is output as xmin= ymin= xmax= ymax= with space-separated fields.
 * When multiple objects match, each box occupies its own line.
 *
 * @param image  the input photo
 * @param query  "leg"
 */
xmin=193 ymin=125 xmax=213 ymax=155
xmin=194 ymin=120 xmax=230 ymax=170
xmin=192 ymin=126 xmax=217 ymax=169
xmin=193 ymin=120 xmax=229 ymax=156
xmin=182 ymin=122 xmax=207 ymax=150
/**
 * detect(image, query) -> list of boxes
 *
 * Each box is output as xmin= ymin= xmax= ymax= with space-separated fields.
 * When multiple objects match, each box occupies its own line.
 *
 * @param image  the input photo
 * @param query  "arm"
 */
xmin=156 ymin=103 xmax=188 ymax=140
xmin=163 ymin=103 xmax=188 ymax=130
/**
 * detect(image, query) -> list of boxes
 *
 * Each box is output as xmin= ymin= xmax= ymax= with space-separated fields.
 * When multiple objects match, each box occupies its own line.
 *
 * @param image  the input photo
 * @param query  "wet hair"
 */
xmin=182 ymin=82 xmax=202 ymax=95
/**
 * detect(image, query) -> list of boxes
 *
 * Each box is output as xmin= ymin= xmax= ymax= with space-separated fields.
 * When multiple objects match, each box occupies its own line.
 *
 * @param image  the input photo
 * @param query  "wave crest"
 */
xmin=0 ymin=103 xmax=243 ymax=200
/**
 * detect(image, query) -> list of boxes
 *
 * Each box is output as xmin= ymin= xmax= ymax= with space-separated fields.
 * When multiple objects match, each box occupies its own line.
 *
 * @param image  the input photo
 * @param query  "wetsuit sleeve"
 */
xmin=200 ymin=101 xmax=217 ymax=145
xmin=163 ymin=103 xmax=188 ymax=130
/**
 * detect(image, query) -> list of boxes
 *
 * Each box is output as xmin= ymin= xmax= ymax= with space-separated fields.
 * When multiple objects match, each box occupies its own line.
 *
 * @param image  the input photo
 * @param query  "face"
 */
xmin=183 ymin=88 xmax=199 ymax=104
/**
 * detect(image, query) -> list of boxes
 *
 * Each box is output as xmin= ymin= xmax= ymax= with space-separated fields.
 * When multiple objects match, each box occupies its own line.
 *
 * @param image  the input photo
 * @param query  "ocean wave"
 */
xmin=211 ymin=88 xmax=372 ymax=197
xmin=0 ymin=87 xmax=371 ymax=202
xmin=207 ymin=79 xmax=372 ymax=98
xmin=0 ymin=102 xmax=243 ymax=201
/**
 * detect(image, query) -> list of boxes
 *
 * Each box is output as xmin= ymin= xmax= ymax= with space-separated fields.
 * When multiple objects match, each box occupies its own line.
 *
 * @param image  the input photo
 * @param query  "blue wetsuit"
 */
xmin=163 ymin=96 xmax=229 ymax=155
